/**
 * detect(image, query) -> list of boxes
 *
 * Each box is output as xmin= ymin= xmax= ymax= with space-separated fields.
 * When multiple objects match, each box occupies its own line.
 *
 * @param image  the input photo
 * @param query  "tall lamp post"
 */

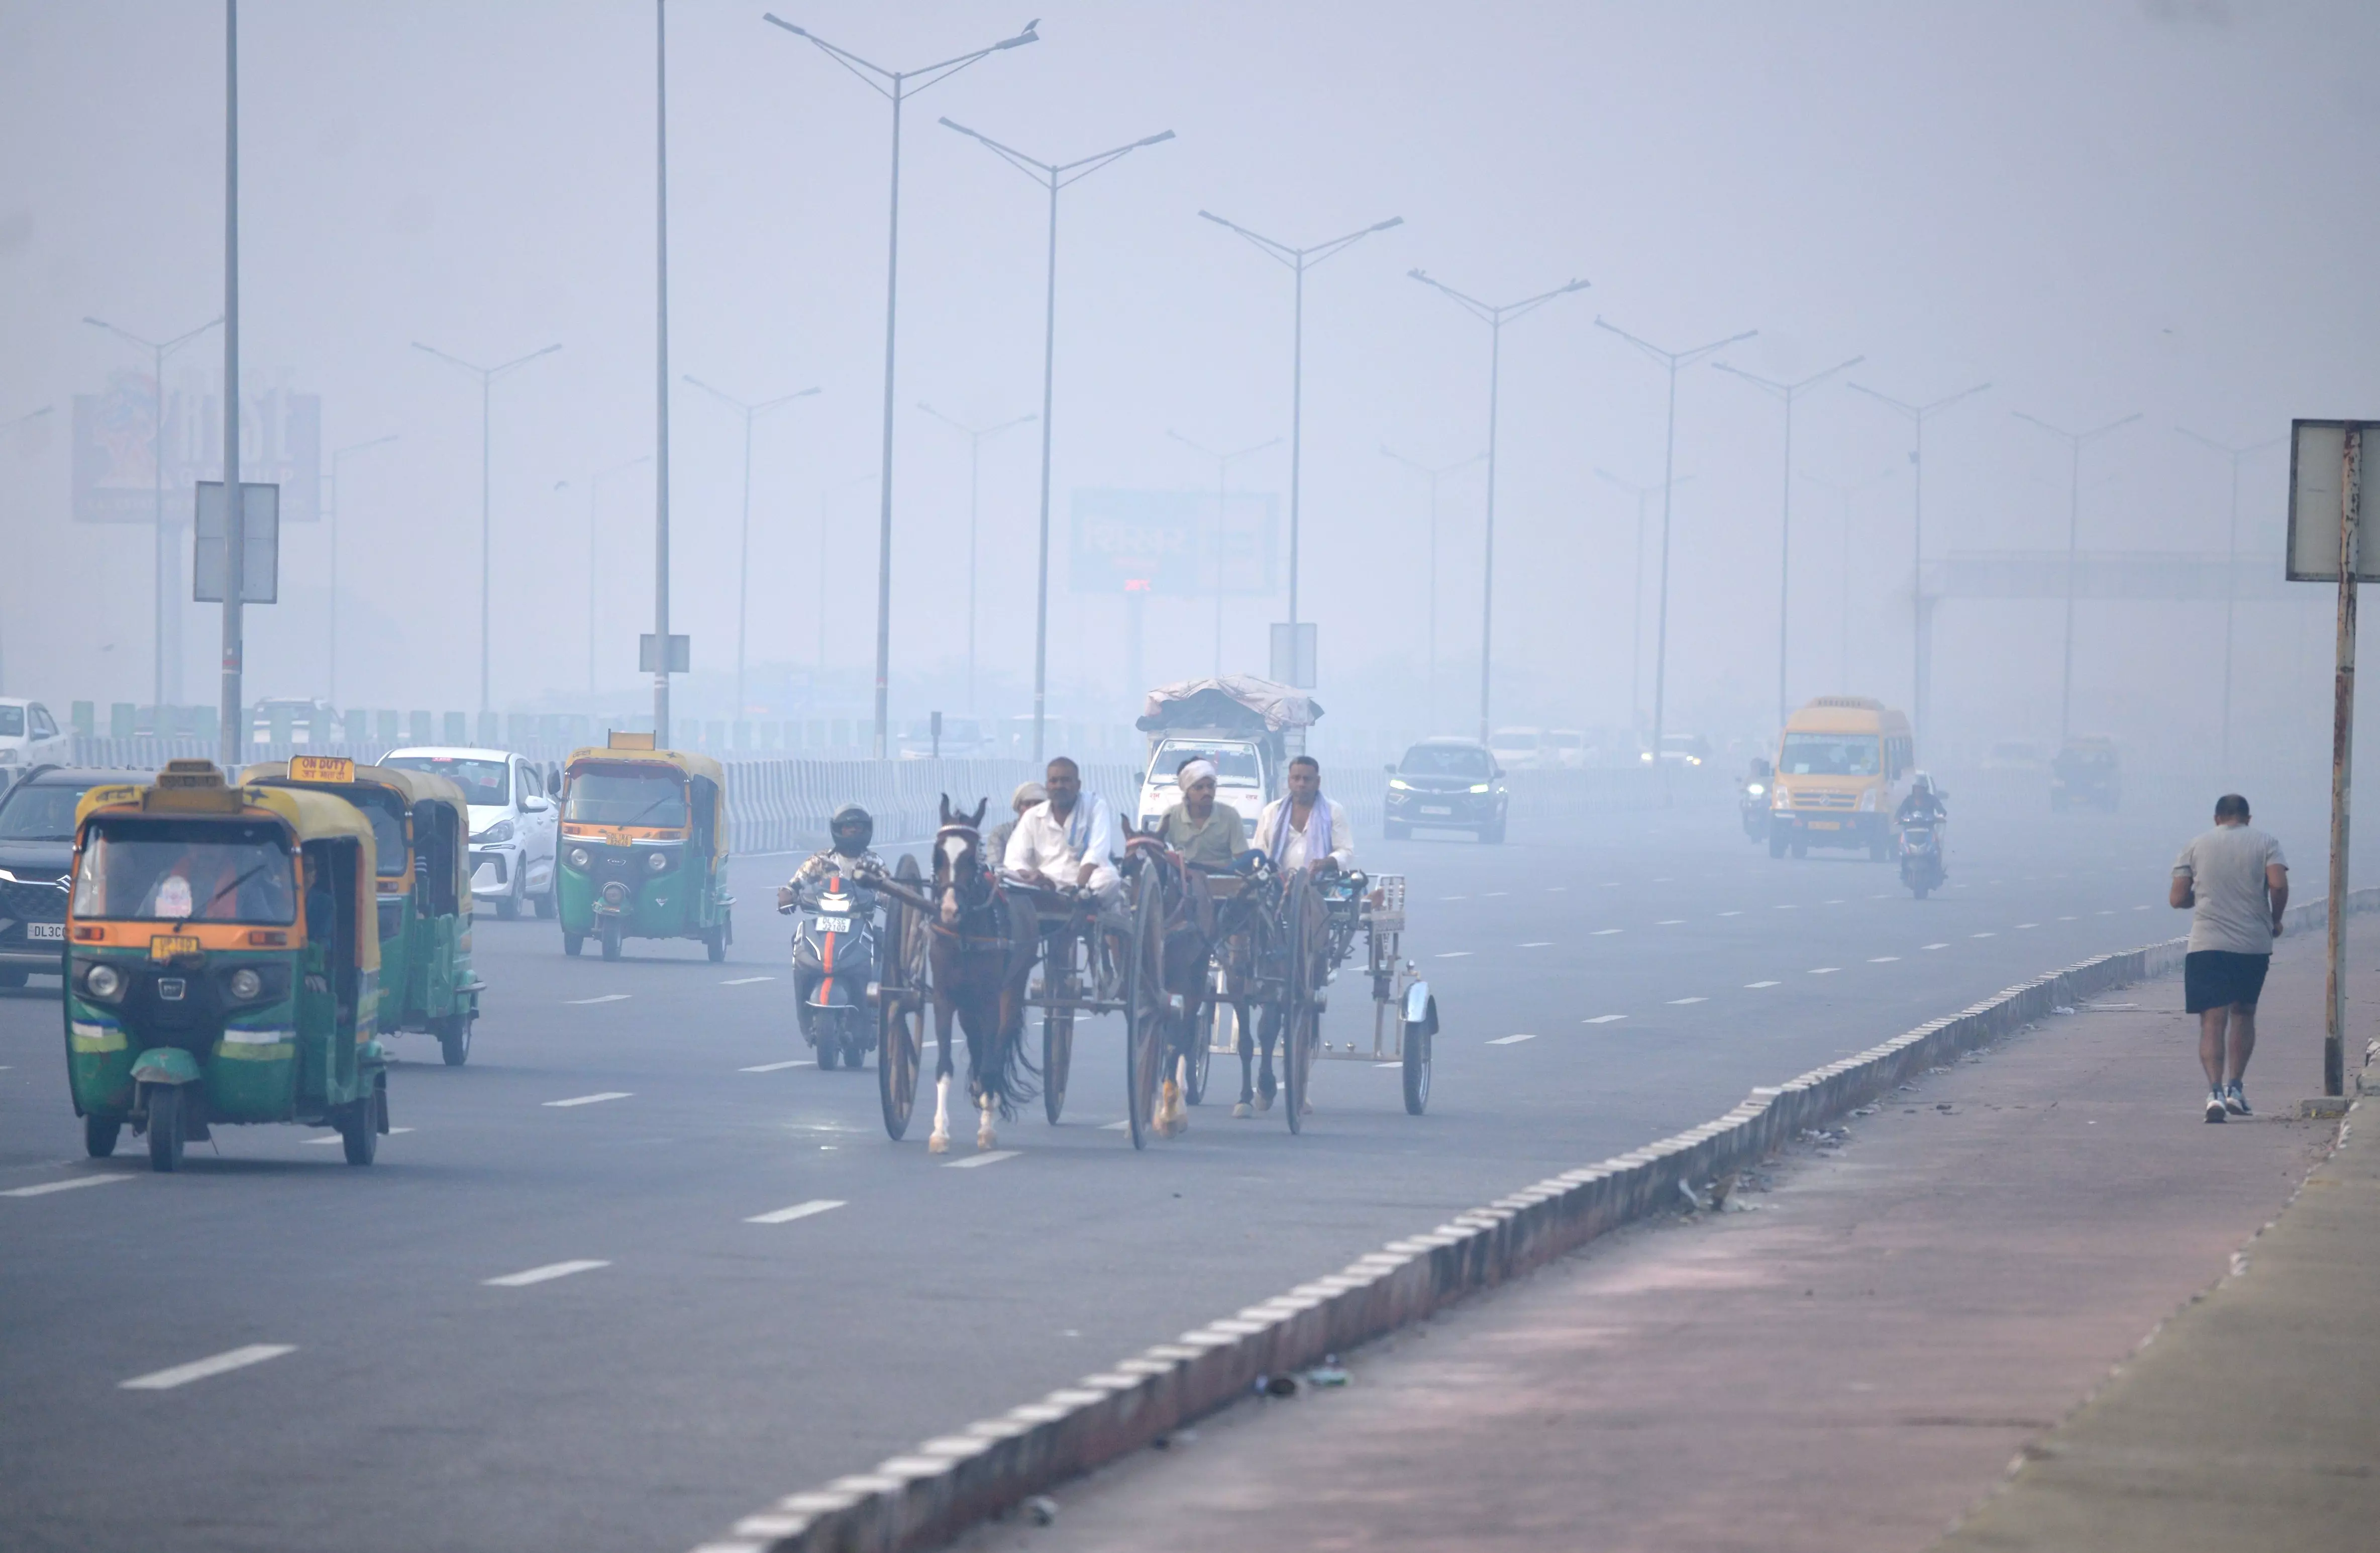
xmin=411 ymin=339 xmax=561 ymax=715
xmin=920 ymin=403 xmax=1037 ymax=711
xmin=583 ymin=454 xmax=653 ymax=696
xmin=943 ymin=118 xmax=1173 ymax=761
xmin=1712 ymin=353 xmax=1862 ymax=731
xmin=763 ymin=15 xmax=1040 ymax=759
xmin=686 ymin=376 xmax=819 ymax=719
xmin=1200 ymin=210 xmax=1403 ymax=683
xmin=1171 ymin=430 xmax=1282 ymax=677
xmin=324 ymin=433 xmax=397 ymax=707
xmin=1384 ymin=445 xmax=1484 ymax=731
xmin=1412 ymin=272 xmax=1589 ymax=742
xmin=0 ymin=404 xmax=54 ymax=694
xmin=1595 ymin=467 xmax=1692 ymax=738
xmin=2178 ymin=427 xmax=2287 ymax=775
xmin=2013 ymin=408 xmax=2139 ymax=746
xmin=1597 ymin=317 xmax=1757 ymax=799
xmin=1845 ymin=378 xmax=1990 ymax=754
xmin=83 ymin=314 xmax=221 ymax=707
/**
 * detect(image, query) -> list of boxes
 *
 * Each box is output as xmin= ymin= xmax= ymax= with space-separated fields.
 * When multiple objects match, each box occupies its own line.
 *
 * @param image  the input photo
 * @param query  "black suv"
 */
xmin=0 ymin=767 xmax=130 ymax=988
xmin=1384 ymin=738 xmax=1509 ymax=844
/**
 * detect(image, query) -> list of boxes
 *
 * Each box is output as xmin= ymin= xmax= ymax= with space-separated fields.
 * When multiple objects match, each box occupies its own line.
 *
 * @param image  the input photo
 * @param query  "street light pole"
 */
xmin=1200 ymin=210 xmax=1403 ymax=663
xmin=943 ymin=118 xmax=1172 ymax=762
xmin=83 ymin=316 xmax=221 ymax=709
xmin=1385 ymin=446 xmax=1485 ymax=731
xmin=1413 ymin=273 xmax=1590 ymax=743
xmin=687 ymin=377 xmax=820 ymax=720
xmin=1595 ymin=468 xmax=1690 ymax=739
xmin=1712 ymin=354 xmax=1863 ymax=731
xmin=585 ymin=454 xmax=653 ymax=697
xmin=1845 ymin=378 xmax=1990 ymax=755
xmin=1172 ymin=430 xmax=1282 ymax=678
xmin=218 ymin=0 xmax=245 ymax=769
xmin=0 ymin=404 xmax=53 ymax=694
xmin=325 ymin=433 xmax=398 ymax=708
xmin=1597 ymin=318 xmax=1758 ymax=800
xmin=920 ymin=403 xmax=1036 ymax=711
xmin=411 ymin=339 xmax=561 ymax=716
xmin=764 ymin=15 xmax=1040 ymax=760
xmin=2013 ymin=408 xmax=2140 ymax=746
xmin=2179 ymin=427 xmax=2288 ymax=777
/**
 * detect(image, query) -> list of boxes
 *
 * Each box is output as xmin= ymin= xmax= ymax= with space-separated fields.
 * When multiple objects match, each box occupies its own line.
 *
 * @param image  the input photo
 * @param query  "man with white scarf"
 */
xmin=1256 ymin=754 xmax=1355 ymax=875
xmin=1005 ymin=755 xmax=1125 ymax=992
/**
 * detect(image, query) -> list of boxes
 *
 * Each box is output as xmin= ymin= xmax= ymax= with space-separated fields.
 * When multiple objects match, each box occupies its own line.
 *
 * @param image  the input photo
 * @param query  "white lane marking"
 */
xmin=1374 ymin=1061 xmax=1400 ymax=1069
xmin=485 ymin=1260 xmax=610 ymax=1287
xmin=1809 ymin=967 xmax=1840 ymax=975
xmin=305 ymin=1127 xmax=414 ymax=1145
xmin=1774 ymin=904 xmax=1798 ymax=911
xmin=1488 ymin=1032 xmax=1537 ymax=1046
xmin=1440 ymin=894 xmax=1469 ymax=901
xmin=544 ymin=1092 xmax=632 ymax=1108
xmin=1923 ymin=942 xmax=1949 ymax=950
xmin=721 ymin=975 xmax=775 ymax=986
xmin=1718 ymin=910 xmax=1742 ymax=917
xmin=1667 ymin=996 xmax=1707 ymax=1005
xmin=739 ymin=1060 xmax=812 ymax=1073
xmin=1972 ymin=931 xmax=1997 ymax=939
xmin=746 ymin=1199 xmax=845 ymax=1225
xmin=1655 ymin=918 xmax=1684 ymax=925
xmin=2014 ymin=922 xmax=2039 ymax=930
xmin=1520 ymin=941 xmax=1553 ymax=948
xmin=121 ymin=1343 xmax=295 ymax=1391
xmin=1435 ymin=951 xmax=1473 ymax=959
xmin=5 ymin=1173 xmax=135 ymax=1198
xmin=1870 ymin=956 xmax=1900 ymax=963
xmin=2056 ymin=915 xmax=2077 ymax=922
xmin=1591 ymin=928 xmax=1623 ymax=936
xmin=1482 ymin=891 xmax=1508 ymax=897
xmin=1825 ymin=899 xmax=1845 ymax=905
xmin=1098 ymin=1119 xmax=1129 ymax=1130
xmin=947 ymin=1150 xmax=1019 ymax=1169
xmin=565 ymin=993 xmax=632 ymax=1005
xmin=1745 ymin=980 xmax=1780 ymax=988
xmin=2133 ymin=904 xmax=2151 ymax=911
xmin=1583 ymin=1014 xmax=1626 ymax=1024
xmin=2096 ymin=909 xmax=2114 ymax=916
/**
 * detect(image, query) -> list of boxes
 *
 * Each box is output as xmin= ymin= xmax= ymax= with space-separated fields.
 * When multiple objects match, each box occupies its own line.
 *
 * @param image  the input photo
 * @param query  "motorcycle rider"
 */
xmin=776 ymin=803 xmax=886 ymax=909
xmin=1895 ymin=772 xmax=1947 ymax=829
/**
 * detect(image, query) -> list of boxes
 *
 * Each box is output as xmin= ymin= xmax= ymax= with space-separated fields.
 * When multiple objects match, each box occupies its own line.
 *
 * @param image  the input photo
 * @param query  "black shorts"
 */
xmin=2185 ymin=950 xmax=2270 ymax=1013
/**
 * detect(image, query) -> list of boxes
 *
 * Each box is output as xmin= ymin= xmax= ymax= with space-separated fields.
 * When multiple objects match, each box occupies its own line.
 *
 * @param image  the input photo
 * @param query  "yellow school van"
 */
xmin=1768 ymin=696 xmax=1914 ymax=860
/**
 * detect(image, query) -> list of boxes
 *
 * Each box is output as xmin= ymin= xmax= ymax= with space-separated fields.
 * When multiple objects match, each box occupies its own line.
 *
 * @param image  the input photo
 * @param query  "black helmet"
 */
xmin=830 ymin=804 xmax=874 ymax=857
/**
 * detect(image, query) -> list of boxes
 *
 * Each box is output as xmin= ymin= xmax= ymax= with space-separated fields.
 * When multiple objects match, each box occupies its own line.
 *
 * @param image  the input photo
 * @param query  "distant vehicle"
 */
xmin=1131 ymin=676 xmax=1315 ymax=831
xmin=1983 ymin=739 xmax=2046 ymax=771
xmin=1487 ymin=726 xmax=1544 ymax=772
xmin=1385 ymin=737 xmax=1508 ymax=844
xmin=378 ymin=746 xmax=560 ymax=918
xmin=0 ymin=698 xmax=70 ymax=770
xmin=1137 ymin=737 xmax=1272 ymax=830
xmin=896 ymin=716 xmax=993 ymax=761
xmin=246 ymin=697 xmax=341 ymax=747
xmin=1543 ymin=729 xmax=1587 ymax=770
xmin=1640 ymin=732 xmax=1712 ymax=768
xmin=0 ymin=766 xmax=125 ymax=987
xmin=1767 ymin=696 xmax=1915 ymax=860
xmin=2050 ymin=737 xmax=2121 ymax=812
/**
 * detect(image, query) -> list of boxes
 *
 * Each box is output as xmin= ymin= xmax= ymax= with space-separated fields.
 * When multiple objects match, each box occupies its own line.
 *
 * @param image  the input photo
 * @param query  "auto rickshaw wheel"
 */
xmin=439 ymin=1013 xmax=473 ymax=1067
xmin=339 ymin=1093 xmax=378 ymax=1166
xmin=599 ymin=920 xmax=623 ymax=961
xmin=144 ymin=1085 xmax=183 ymax=1173
xmin=563 ymin=931 xmax=584 ymax=957
xmin=705 ymin=925 xmax=727 ymax=964
xmin=84 ymin=1114 xmax=121 ymax=1158
xmin=534 ymin=888 xmax=556 ymax=920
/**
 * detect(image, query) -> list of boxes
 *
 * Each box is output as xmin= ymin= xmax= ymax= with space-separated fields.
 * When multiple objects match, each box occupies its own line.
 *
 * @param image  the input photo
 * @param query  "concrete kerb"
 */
xmin=688 ymin=889 xmax=2376 ymax=1553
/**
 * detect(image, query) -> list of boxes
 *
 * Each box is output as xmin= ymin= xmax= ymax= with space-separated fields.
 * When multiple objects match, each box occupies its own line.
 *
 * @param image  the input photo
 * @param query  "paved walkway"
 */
xmin=955 ymin=924 xmax=2367 ymax=1553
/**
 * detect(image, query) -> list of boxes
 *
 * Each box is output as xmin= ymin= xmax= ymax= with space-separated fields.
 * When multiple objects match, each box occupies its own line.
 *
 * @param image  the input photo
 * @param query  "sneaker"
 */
xmin=2205 ymin=1088 xmax=2228 ymax=1123
xmin=2224 ymin=1083 xmax=2251 ymax=1117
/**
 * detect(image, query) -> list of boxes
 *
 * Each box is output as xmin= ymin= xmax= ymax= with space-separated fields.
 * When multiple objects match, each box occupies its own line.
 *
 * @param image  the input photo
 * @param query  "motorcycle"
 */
xmin=1739 ymin=760 xmax=1774 ymax=843
xmin=784 ymin=873 xmax=881 ymax=1071
xmin=1897 ymin=819 xmax=1945 ymax=899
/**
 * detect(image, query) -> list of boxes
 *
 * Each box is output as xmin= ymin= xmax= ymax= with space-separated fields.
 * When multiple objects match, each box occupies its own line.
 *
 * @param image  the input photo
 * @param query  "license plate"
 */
xmin=149 ymin=934 xmax=202 ymax=962
xmin=1419 ymin=805 xmax=1453 ymax=816
xmin=814 ymin=916 xmax=853 ymax=934
xmin=26 ymin=921 xmax=63 ymax=942
xmin=1808 ymin=820 xmax=1840 ymax=831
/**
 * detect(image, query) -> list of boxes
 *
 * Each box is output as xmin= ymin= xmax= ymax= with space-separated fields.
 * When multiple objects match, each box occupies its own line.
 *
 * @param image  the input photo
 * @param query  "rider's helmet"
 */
xmin=1911 ymin=771 xmax=1936 ymax=797
xmin=830 ymin=804 xmax=874 ymax=858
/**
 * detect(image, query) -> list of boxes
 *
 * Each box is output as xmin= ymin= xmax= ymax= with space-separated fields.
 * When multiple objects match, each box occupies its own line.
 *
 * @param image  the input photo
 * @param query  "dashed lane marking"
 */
xmin=1520 ymin=941 xmax=1553 ymax=948
xmin=1583 ymin=1014 xmax=1626 ymax=1024
xmin=305 ymin=1127 xmax=415 ymax=1145
xmin=565 ymin=994 xmax=632 ymax=1005
xmin=1544 ymin=886 xmax=1567 ymax=893
xmin=1435 ymin=951 xmax=1473 ymax=959
xmin=1667 ymin=996 xmax=1707 ymax=1005
xmin=1591 ymin=928 xmax=1623 ymax=936
xmin=1718 ymin=910 xmax=1742 ymax=917
xmin=1923 ymin=942 xmax=1949 ymax=950
xmin=720 ymin=976 xmax=775 ymax=986
xmin=746 ymin=1199 xmax=845 ymax=1225
xmin=485 ymin=1260 xmax=609 ymax=1288
xmin=2133 ymin=904 xmax=2151 ymax=911
xmin=544 ymin=1092 xmax=632 ymax=1108
xmin=739 ymin=1060 xmax=812 ymax=1073
xmin=1656 ymin=919 xmax=1684 ymax=925
xmin=1774 ymin=904 xmax=1798 ymax=911
xmin=1098 ymin=1120 xmax=1129 ymax=1130
xmin=1745 ymin=980 xmax=1780 ymax=988
xmin=946 ymin=1151 xmax=1020 ymax=1169
xmin=5 ymin=1173 xmax=135 ymax=1198
xmin=1810 ymin=967 xmax=1840 ymax=975
xmin=1870 ymin=956 xmax=1900 ymax=963
xmin=120 ymin=1344 xmax=295 ymax=1391
xmin=1482 ymin=891 xmax=1508 ymax=897
xmin=1972 ymin=932 xmax=1997 ymax=939
xmin=2015 ymin=922 xmax=2039 ymax=930
xmin=1488 ymin=1033 xmax=1537 ymax=1046
xmin=1825 ymin=899 xmax=1845 ymax=905
xmin=2056 ymin=915 xmax=2077 ymax=921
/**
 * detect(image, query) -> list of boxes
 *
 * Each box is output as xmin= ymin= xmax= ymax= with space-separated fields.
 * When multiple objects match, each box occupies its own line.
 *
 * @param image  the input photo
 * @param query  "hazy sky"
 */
xmin=4 ymin=1 xmax=2377 ymax=757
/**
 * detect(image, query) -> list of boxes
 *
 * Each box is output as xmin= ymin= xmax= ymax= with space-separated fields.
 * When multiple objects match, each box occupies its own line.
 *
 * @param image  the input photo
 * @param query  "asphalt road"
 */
xmin=0 ymin=782 xmax=2217 ymax=1553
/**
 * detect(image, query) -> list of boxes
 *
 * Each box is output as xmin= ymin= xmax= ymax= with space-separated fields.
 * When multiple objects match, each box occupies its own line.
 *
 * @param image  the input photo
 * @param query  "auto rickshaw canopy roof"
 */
xmin=561 ymin=744 xmax=730 ymax=862
xmin=238 ymin=760 xmax=475 ymax=902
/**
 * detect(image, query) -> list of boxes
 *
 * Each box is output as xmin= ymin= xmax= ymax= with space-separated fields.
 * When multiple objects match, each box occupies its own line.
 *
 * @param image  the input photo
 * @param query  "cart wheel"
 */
xmin=339 ymin=1088 xmax=377 ymax=1166
xmin=84 ymin=1114 xmax=121 ymax=1159
xmin=563 ymin=930 xmax=584 ymax=957
xmin=1402 ymin=999 xmax=1434 ymax=1116
xmin=1283 ymin=874 xmax=1320 ymax=1135
xmin=438 ymin=1012 xmax=473 ymax=1068
xmin=1043 ymin=1011 xmax=1074 ymax=1123
xmin=880 ymin=856 xmax=924 ymax=1138
xmin=1184 ymin=1002 xmax=1214 ymax=1106
xmin=144 ymin=1084 xmax=184 ymax=1173
xmin=1124 ymin=869 xmax=1166 ymax=1151
xmin=599 ymin=920 xmax=623 ymax=961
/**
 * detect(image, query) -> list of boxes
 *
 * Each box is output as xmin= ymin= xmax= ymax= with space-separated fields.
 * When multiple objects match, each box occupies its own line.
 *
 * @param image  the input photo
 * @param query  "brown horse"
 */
xmin=924 ymin=796 xmax=1040 ymax=1153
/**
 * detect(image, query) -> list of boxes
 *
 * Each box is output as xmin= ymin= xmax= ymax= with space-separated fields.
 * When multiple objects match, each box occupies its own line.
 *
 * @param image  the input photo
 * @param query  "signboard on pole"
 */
xmin=75 ymin=380 xmax=320 ymax=525
xmin=1070 ymin=488 xmax=1278 ymax=596
xmin=640 ymin=634 xmax=690 ymax=673
xmin=2287 ymin=420 xmax=2380 ymax=580
xmin=192 ymin=481 xmax=279 ymax=602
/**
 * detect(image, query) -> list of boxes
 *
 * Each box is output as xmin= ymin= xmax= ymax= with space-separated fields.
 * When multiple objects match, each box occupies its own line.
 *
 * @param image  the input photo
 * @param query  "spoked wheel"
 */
xmin=1042 ymin=933 xmax=1076 ymax=1123
xmin=879 ymin=855 xmax=924 ymax=1140
xmin=1184 ymin=999 xmax=1215 ymax=1106
xmin=1402 ymin=996 xmax=1435 ymax=1116
xmin=1282 ymin=873 xmax=1321 ymax=1135
xmin=1124 ymin=869 xmax=1167 ymax=1151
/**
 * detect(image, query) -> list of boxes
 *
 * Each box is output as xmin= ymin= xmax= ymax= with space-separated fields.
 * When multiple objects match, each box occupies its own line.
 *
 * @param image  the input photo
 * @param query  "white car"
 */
xmin=1543 ymin=729 xmax=1587 ymax=770
xmin=1135 ymin=737 xmax=1272 ymax=832
xmin=1488 ymin=726 xmax=1544 ymax=772
xmin=0 ymin=698 xmax=70 ymax=772
xmin=379 ymin=746 xmax=558 ymax=919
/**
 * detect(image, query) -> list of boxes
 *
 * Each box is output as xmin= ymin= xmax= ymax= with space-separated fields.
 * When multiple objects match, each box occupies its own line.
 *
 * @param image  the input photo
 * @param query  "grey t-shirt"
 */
xmin=2174 ymin=825 xmax=2287 ymax=955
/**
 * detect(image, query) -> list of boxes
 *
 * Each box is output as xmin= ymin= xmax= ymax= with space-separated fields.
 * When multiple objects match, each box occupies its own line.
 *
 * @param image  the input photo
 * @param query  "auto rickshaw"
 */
xmin=63 ymin=759 xmax=390 ymax=1171
xmin=243 ymin=755 xmax=482 ymax=1066
xmin=555 ymin=733 xmax=733 ymax=962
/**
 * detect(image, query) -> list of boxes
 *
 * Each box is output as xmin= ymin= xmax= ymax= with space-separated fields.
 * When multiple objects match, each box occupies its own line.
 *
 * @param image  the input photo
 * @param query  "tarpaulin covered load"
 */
xmin=1135 ymin=675 xmax=1323 ymax=735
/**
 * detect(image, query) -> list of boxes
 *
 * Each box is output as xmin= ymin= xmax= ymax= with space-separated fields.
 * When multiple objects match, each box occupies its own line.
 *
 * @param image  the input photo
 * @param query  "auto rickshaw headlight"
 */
xmin=567 ymin=846 xmax=591 ymax=870
xmin=227 ymin=967 xmax=264 ymax=1001
xmin=83 ymin=963 xmax=124 ymax=1001
xmin=646 ymin=849 xmax=671 ymax=873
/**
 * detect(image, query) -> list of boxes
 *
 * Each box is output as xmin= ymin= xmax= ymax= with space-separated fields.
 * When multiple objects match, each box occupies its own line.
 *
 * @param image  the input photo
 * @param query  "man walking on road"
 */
xmin=2170 ymin=793 xmax=2288 ymax=1122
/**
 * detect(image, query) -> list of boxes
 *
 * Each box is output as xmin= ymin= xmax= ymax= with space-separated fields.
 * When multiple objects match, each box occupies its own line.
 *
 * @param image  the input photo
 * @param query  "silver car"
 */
xmin=378 ymin=746 xmax=560 ymax=919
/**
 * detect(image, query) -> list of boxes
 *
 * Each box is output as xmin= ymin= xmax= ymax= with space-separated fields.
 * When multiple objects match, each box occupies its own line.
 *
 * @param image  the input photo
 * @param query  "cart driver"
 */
xmin=776 ymin=804 xmax=887 ymax=912
xmin=1159 ymin=758 xmax=1248 ymax=873
xmin=1256 ymin=755 xmax=1355 ymax=876
xmin=1004 ymin=756 xmax=1128 ymax=990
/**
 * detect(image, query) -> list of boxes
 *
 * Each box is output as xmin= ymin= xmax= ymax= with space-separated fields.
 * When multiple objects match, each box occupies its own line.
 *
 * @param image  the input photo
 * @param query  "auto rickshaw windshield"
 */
xmin=566 ymin=767 xmax=688 ymax=827
xmin=71 ymin=817 xmax=298 ymax=923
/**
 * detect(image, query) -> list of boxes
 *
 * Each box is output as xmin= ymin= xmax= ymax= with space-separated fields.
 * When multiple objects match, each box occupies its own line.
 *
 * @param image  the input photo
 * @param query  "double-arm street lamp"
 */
xmin=943 ymin=118 xmax=1173 ymax=761
xmin=325 ymin=433 xmax=398 ymax=707
xmin=2014 ymin=408 xmax=2140 ymax=746
xmin=1712 ymin=353 xmax=1864 ymax=730
xmin=1383 ymin=446 xmax=1484 ymax=732
xmin=1201 ymin=210 xmax=1403 ymax=670
xmin=2178 ymin=427 xmax=2288 ymax=774
xmin=763 ymin=14 xmax=1040 ymax=759
xmin=1171 ymin=430 xmax=1282 ymax=677
xmin=686 ymin=377 xmax=820 ymax=719
xmin=1845 ymin=378 xmax=1990 ymax=753
xmin=1598 ymin=318 xmax=1757 ymax=798
xmin=411 ymin=339 xmax=562 ymax=715
xmin=1412 ymin=272 xmax=1589 ymax=741
xmin=83 ymin=314 xmax=222 ymax=706
xmin=920 ymin=403 xmax=1037 ymax=710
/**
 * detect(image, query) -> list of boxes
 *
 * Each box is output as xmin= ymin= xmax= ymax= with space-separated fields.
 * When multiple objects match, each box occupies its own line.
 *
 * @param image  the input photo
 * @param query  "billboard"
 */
xmin=73 ymin=374 xmax=321 ymax=525
xmin=1070 ymin=487 xmax=1278 ymax=596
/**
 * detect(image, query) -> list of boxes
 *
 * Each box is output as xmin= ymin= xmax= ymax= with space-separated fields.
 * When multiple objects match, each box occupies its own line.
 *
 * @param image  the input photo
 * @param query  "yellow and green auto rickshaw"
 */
xmin=555 ymin=733 xmax=733 ymax=962
xmin=63 ymin=760 xmax=390 ymax=1172
xmin=242 ymin=756 xmax=483 ymax=1066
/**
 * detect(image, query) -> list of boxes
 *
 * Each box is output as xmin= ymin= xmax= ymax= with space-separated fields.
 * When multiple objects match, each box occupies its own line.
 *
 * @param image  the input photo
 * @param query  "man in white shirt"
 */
xmin=2170 ymin=792 xmax=2288 ymax=1123
xmin=1004 ymin=755 xmax=1124 ymax=994
xmin=1256 ymin=755 xmax=1355 ymax=875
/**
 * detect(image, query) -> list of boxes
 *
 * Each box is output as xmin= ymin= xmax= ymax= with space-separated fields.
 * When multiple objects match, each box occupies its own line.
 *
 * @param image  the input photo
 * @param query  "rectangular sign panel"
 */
xmin=1070 ymin=488 xmax=1278 ymax=596
xmin=288 ymin=756 xmax=354 ymax=783
xmin=2287 ymin=420 xmax=2380 ymax=582
xmin=193 ymin=481 xmax=279 ymax=603
xmin=639 ymin=634 xmax=690 ymax=673
xmin=75 ymin=378 xmax=320 ymax=525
